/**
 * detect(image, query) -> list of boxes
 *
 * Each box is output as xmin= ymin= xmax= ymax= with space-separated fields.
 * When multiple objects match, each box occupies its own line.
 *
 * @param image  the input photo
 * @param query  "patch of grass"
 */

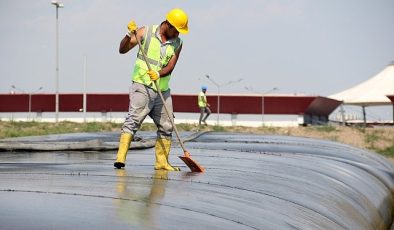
xmin=364 ymin=131 xmax=381 ymax=149
xmin=81 ymin=122 xmax=120 ymax=132
xmin=3 ymin=129 xmax=20 ymax=138
xmin=266 ymin=126 xmax=280 ymax=134
xmin=0 ymin=121 xmax=121 ymax=139
xmin=176 ymin=123 xmax=196 ymax=131
xmin=139 ymin=123 xmax=157 ymax=131
xmin=377 ymin=145 xmax=394 ymax=156
xmin=365 ymin=133 xmax=379 ymax=144
xmin=311 ymin=125 xmax=337 ymax=133
xmin=212 ymin=125 xmax=225 ymax=132
xmin=355 ymin=126 xmax=366 ymax=134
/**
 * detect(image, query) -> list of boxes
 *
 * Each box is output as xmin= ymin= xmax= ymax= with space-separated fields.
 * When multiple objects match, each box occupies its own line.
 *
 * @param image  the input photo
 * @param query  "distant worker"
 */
xmin=114 ymin=8 xmax=189 ymax=171
xmin=198 ymin=86 xmax=211 ymax=126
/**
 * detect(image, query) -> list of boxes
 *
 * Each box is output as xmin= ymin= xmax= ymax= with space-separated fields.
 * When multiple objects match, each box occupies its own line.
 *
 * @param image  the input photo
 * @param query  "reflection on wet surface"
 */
xmin=1 ymin=132 xmax=394 ymax=229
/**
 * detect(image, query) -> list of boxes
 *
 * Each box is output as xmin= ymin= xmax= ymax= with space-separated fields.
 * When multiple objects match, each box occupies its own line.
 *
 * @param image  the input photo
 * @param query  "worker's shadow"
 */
xmin=114 ymin=169 xmax=170 ymax=229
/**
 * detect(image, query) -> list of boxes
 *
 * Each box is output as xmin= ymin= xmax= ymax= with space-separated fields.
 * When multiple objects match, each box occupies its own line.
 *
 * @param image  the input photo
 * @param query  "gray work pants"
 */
xmin=199 ymin=106 xmax=211 ymax=125
xmin=121 ymin=82 xmax=173 ymax=138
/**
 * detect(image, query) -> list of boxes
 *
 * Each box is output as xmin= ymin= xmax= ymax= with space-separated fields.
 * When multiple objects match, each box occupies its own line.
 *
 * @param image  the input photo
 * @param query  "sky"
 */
xmin=0 ymin=0 xmax=393 ymax=119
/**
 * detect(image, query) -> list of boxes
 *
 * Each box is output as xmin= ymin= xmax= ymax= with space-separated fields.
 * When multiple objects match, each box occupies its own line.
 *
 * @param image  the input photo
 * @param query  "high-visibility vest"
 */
xmin=132 ymin=25 xmax=182 ymax=92
xmin=198 ymin=91 xmax=207 ymax=107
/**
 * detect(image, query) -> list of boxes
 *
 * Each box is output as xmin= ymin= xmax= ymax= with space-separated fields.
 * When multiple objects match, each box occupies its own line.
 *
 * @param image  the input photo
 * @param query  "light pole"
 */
xmin=205 ymin=75 xmax=243 ymax=125
xmin=11 ymin=85 xmax=43 ymax=119
xmin=245 ymin=87 xmax=277 ymax=126
xmin=51 ymin=0 xmax=63 ymax=123
xmin=83 ymin=55 xmax=87 ymax=123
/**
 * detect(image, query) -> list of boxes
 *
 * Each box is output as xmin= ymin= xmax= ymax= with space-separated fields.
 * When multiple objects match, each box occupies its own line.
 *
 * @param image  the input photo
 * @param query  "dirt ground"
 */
xmin=206 ymin=125 xmax=394 ymax=155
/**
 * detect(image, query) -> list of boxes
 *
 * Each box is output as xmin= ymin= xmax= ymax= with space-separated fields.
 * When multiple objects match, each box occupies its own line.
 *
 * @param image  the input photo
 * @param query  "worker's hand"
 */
xmin=147 ymin=70 xmax=160 ymax=81
xmin=207 ymin=104 xmax=210 ymax=107
xmin=126 ymin=20 xmax=138 ymax=36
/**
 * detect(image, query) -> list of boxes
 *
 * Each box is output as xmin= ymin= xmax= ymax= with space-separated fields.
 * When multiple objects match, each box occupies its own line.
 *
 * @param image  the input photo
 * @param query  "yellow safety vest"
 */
xmin=132 ymin=25 xmax=182 ymax=92
xmin=198 ymin=91 xmax=207 ymax=107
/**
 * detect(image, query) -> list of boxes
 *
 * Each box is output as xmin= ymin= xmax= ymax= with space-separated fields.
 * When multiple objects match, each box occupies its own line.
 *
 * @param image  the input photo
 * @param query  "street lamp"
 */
xmin=205 ymin=75 xmax=243 ymax=125
xmin=51 ymin=0 xmax=63 ymax=123
xmin=11 ymin=85 xmax=43 ymax=119
xmin=11 ymin=85 xmax=25 ymax=94
xmin=245 ymin=86 xmax=277 ymax=126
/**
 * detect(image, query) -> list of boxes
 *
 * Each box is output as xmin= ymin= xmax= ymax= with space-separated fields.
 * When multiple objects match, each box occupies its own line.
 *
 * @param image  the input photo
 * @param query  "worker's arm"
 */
xmin=204 ymin=96 xmax=210 ymax=107
xmin=158 ymin=44 xmax=183 ymax=77
xmin=202 ymin=96 xmax=207 ymax=104
xmin=119 ymin=26 xmax=145 ymax=54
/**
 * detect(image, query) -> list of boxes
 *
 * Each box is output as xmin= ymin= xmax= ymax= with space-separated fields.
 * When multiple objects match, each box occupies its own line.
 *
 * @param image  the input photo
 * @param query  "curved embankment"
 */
xmin=187 ymin=132 xmax=394 ymax=229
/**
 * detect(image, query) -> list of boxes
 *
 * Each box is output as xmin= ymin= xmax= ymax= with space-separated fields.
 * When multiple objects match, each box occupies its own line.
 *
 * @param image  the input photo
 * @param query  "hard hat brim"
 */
xmin=177 ymin=26 xmax=188 ymax=34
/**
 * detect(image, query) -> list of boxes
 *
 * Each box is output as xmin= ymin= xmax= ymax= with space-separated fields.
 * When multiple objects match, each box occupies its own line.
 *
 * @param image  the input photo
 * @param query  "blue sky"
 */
xmin=1 ymin=0 xmax=393 ymax=119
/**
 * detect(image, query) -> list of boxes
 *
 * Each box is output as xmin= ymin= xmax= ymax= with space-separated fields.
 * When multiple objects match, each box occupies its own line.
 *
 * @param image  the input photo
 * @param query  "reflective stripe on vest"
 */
xmin=132 ymin=25 xmax=182 ymax=91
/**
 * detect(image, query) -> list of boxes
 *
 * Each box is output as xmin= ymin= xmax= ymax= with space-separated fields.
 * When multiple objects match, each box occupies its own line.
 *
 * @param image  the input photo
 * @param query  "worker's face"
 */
xmin=165 ymin=21 xmax=179 ymax=39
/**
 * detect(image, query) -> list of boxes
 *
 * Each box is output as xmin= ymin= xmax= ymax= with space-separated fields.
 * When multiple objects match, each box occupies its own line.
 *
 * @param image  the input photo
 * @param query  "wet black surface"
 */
xmin=1 ymin=132 xmax=394 ymax=229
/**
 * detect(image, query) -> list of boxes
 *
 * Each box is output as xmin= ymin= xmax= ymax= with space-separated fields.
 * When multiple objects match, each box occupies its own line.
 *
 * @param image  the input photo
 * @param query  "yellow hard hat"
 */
xmin=166 ymin=8 xmax=189 ymax=34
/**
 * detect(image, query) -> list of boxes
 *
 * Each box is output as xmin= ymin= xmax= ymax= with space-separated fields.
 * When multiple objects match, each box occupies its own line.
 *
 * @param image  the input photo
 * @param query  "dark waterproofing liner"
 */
xmin=0 ymin=131 xmax=393 ymax=229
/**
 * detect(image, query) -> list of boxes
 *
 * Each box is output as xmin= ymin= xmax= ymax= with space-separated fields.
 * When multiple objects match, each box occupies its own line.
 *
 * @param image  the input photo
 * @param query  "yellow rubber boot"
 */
xmin=154 ymin=138 xmax=180 ymax=171
xmin=114 ymin=133 xmax=133 ymax=169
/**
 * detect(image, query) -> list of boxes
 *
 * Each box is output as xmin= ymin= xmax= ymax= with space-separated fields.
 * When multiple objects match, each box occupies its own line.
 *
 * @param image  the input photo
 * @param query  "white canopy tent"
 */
xmin=329 ymin=61 xmax=394 ymax=124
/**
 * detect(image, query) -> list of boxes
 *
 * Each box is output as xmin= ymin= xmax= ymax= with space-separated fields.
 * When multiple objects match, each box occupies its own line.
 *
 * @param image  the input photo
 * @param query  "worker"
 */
xmin=114 ymin=8 xmax=189 ymax=171
xmin=198 ymin=86 xmax=211 ymax=126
